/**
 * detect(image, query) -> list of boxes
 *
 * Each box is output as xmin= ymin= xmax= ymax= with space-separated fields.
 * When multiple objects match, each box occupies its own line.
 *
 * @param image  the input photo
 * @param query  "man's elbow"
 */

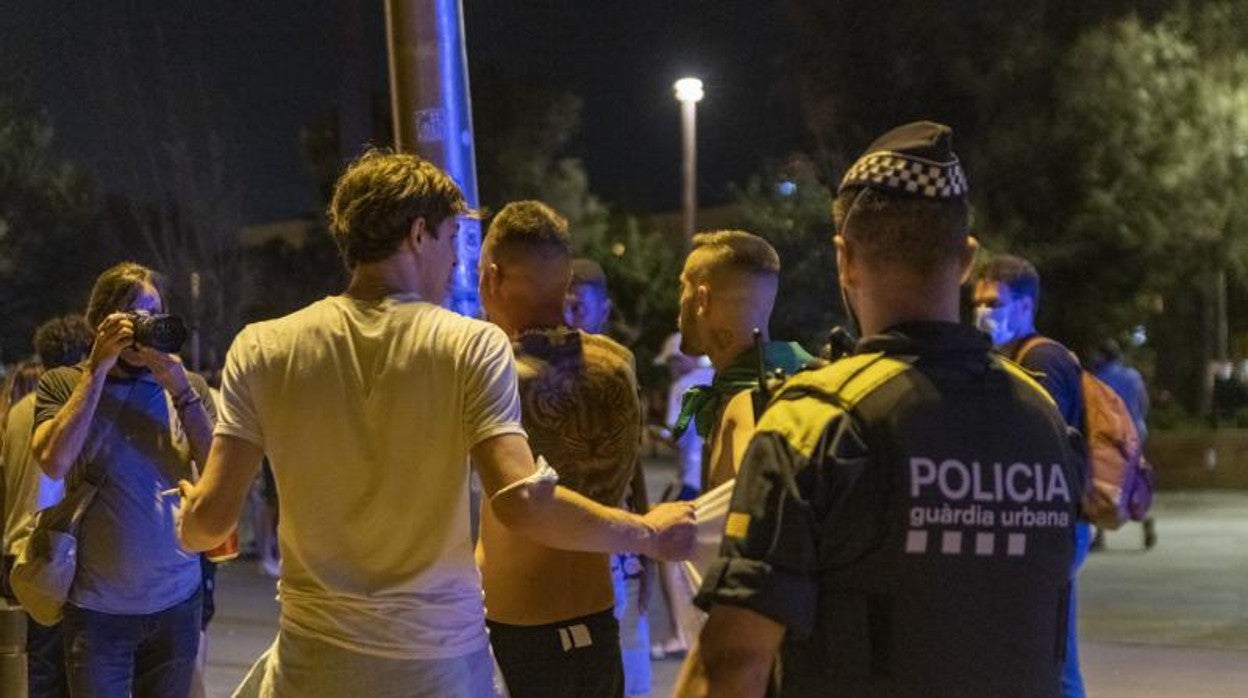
xmin=489 ymin=479 xmax=556 ymax=536
xmin=703 ymin=650 xmax=774 ymax=696
xmin=700 ymin=622 xmax=779 ymax=696
xmin=703 ymin=642 xmax=771 ymax=679
xmin=31 ymin=436 xmax=70 ymax=480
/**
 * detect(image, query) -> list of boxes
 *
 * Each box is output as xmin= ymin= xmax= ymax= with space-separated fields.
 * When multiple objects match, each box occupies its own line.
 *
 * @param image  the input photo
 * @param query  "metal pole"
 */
xmin=681 ymin=99 xmax=697 ymax=244
xmin=189 ymin=271 xmax=201 ymax=371
xmin=384 ymin=0 xmax=482 ymax=317
xmin=0 ymin=601 xmax=27 ymax=698
xmin=1216 ymin=267 xmax=1229 ymax=360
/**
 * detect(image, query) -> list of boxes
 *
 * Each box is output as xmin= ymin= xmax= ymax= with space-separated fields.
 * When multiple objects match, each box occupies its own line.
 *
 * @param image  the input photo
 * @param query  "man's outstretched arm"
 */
xmin=472 ymin=432 xmax=695 ymax=561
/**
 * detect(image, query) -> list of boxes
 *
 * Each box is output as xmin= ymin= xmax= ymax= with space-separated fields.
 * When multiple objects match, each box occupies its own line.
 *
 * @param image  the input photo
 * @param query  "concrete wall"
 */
xmin=1149 ymin=429 xmax=1248 ymax=490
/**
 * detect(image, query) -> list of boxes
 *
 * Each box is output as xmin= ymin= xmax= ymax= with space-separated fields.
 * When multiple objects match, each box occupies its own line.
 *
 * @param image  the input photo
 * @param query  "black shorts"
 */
xmin=488 ymin=607 xmax=624 ymax=698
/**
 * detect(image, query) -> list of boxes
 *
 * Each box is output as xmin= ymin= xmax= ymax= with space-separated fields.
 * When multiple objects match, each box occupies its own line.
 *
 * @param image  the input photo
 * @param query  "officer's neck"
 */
xmin=855 ymin=286 xmax=962 ymax=337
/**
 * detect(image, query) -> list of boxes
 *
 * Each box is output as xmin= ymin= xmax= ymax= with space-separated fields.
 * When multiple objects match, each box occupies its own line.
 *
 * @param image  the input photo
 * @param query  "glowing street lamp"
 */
xmin=674 ymin=77 xmax=703 ymax=244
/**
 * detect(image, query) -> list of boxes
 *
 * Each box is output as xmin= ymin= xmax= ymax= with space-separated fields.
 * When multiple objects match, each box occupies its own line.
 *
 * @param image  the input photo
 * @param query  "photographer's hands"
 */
xmin=132 ymin=346 xmax=192 ymax=397
xmin=87 ymin=312 xmax=134 ymax=375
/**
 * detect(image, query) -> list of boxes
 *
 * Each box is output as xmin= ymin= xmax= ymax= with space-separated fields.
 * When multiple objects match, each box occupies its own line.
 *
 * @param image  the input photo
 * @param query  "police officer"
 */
xmin=674 ymin=121 xmax=1085 ymax=697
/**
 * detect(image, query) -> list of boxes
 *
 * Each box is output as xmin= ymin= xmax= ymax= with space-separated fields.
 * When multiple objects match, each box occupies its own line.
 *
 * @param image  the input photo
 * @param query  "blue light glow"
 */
xmin=437 ymin=0 xmax=481 ymax=318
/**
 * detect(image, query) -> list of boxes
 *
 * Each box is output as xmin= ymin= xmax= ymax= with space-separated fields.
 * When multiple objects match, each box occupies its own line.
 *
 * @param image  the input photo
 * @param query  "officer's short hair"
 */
xmin=978 ymin=253 xmax=1041 ymax=302
xmin=689 ymin=230 xmax=780 ymax=280
xmin=833 ymin=121 xmax=971 ymax=276
xmin=484 ymin=200 xmax=571 ymax=263
xmin=832 ymin=187 xmax=970 ymax=275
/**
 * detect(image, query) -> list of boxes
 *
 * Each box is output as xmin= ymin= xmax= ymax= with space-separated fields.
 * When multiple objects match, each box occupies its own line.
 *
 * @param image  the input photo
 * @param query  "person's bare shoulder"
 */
xmin=582 ymin=332 xmax=637 ymax=377
xmin=518 ymin=331 xmax=640 ymax=504
xmin=579 ymin=332 xmax=638 ymax=382
xmin=721 ymin=389 xmax=756 ymax=430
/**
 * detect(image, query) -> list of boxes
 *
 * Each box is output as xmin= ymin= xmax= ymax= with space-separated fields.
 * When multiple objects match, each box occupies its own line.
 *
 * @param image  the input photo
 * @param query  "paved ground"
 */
xmin=204 ymin=469 xmax=1248 ymax=697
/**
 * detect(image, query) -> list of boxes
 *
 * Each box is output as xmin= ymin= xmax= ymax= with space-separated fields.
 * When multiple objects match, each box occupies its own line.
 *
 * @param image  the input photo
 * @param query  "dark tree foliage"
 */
xmin=776 ymin=0 xmax=1246 ymax=410
xmin=242 ymin=228 xmax=346 ymax=325
xmin=0 ymin=84 xmax=107 ymax=363
xmin=731 ymin=156 xmax=840 ymax=350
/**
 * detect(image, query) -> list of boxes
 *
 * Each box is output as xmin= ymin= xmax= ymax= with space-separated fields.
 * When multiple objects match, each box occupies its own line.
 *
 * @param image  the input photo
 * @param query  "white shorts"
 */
xmin=232 ymin=627 xmax=504 ymax=698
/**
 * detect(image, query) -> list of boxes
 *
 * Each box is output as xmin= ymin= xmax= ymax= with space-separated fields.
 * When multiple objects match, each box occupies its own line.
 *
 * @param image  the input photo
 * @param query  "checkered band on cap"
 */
xmin=839 ymin=151 xmax=969 ymax=199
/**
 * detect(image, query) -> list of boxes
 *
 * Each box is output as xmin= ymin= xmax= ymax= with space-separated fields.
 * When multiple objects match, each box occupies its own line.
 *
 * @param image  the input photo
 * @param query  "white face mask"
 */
xmin=974 ymin=306 xmax=1014 ymax=347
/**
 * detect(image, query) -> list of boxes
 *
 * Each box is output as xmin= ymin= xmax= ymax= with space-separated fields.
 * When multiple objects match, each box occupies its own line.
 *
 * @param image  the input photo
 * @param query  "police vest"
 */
xmin=761 ymin=350 xmax=1082 ymax=698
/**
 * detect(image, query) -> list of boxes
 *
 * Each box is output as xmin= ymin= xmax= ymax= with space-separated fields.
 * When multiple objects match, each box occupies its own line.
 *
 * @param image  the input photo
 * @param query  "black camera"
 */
xmin=125 ymin=312 xmax=189 ymax=353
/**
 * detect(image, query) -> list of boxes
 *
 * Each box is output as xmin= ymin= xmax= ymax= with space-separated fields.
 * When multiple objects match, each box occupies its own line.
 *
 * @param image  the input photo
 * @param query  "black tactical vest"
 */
xmin=770 ymin=347 xmax=1083 ymax=698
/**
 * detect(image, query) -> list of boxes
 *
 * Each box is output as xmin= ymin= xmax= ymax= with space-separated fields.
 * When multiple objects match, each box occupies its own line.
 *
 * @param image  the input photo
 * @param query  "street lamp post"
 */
xmin=674 ymin=77 xmax=703 ymax=245
xmin=385 ymin=0 xmax=482 ymax=317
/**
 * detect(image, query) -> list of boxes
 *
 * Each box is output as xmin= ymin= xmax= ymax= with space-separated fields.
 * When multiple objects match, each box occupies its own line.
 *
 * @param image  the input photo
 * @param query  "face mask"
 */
xmin=974 ymin=306 xmax=1014 ymax=346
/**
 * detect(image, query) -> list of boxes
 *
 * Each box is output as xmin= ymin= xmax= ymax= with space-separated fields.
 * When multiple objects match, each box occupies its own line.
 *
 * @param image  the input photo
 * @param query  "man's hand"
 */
xmin=178 ymin=435 xmax=264 ymax=552
xmin=641 ymin=501 xmax=697 ymax=561
xmin=132 ymin=346 xmax=192 ymax=395
xmin=87 ymin=313 xmax=134 ymax=375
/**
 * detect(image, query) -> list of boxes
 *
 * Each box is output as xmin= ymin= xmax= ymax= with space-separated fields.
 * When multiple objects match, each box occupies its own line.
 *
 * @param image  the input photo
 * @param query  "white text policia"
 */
xmin=909 ymin=457 xmax=1073 ymax=504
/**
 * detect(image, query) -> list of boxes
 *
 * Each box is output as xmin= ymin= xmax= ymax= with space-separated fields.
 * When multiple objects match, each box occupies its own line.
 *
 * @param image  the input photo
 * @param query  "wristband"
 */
xmin=492 ymin=455 xmax=559 ymax=500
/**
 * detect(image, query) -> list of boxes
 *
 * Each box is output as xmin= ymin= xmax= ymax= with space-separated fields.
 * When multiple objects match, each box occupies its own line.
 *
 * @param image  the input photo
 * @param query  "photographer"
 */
xmin=31 ymin=262 xmax=215 ymax=698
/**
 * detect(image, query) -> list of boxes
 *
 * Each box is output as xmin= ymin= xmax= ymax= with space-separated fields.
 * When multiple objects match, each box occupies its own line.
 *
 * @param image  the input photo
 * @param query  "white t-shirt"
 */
xmin=216 ymin=295 xmax=525 ymax=660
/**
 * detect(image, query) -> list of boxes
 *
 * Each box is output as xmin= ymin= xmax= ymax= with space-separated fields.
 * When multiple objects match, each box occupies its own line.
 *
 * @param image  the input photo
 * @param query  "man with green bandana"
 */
xmin=671 ymin=230 xmax=816 ymax=492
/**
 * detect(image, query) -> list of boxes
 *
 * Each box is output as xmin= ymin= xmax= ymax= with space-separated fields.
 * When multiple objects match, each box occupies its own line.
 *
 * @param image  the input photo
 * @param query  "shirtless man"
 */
xmin=672 ymin=231 xmax=815 ymax=489
xmin=477 ymin=200 xmax=643 ymax=698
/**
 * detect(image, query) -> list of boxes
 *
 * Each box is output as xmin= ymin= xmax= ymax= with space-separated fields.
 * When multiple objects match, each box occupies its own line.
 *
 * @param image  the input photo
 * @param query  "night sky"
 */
xmin=2 ymin=1 xmax=802 ymax=225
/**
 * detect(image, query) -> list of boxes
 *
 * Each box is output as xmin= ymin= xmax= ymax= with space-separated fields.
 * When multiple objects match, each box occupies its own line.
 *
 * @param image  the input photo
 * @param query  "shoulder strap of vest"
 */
xmin=749 ymin=357 xmax=832 ymax=422
xmin=775 ymin=352 xmax=911 ymax=410
xmin=755 ymin=352 xmax=911 ymax=463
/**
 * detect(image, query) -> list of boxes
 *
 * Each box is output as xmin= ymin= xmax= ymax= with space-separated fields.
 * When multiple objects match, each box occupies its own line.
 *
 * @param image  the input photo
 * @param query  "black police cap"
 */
xmin=837 ymin=121 xmax=969 ymax=200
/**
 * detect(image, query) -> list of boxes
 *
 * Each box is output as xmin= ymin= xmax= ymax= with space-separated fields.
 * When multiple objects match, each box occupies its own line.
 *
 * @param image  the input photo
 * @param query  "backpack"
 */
xmin=1017 ymin=337 xmax=1154 ymax=529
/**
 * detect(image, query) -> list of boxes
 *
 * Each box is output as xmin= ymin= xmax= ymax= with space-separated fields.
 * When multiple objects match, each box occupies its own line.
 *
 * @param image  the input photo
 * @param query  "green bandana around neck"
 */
xmin=671 ymin=341 xmax=815 ymax=440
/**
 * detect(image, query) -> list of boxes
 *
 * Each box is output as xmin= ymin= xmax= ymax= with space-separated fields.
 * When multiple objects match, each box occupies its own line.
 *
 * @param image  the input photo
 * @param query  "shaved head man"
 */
xmin=673 ymin=231 xmax=814 ymax=490
xmin=677 ymin=231 xmax=780 ymax=365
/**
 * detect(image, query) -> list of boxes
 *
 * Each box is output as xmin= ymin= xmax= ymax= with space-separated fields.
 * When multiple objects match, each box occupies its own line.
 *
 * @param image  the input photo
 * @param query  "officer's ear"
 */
xmin=834 ymin=234 xmax=858 ymax=289
xmin=957 ymin=236 xmax=980 ymax=285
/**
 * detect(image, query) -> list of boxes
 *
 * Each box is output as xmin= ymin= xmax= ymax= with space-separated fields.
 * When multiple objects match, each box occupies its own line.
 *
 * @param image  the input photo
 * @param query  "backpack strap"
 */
xmin=994 ymin=356 xmax=1058 ymax=409
xmin=758 ymin=353 xmax=911 ymax=460
xmin=1014 ymin=335 xmax=1080 ymax=367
